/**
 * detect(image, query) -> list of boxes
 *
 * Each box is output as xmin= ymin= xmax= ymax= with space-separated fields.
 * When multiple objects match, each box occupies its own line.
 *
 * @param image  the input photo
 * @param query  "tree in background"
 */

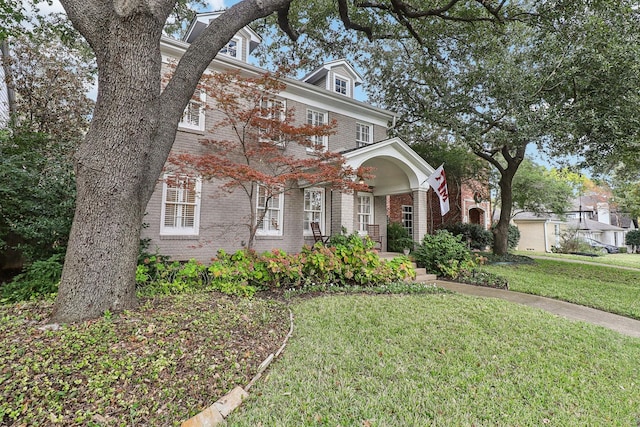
xmin=509 ymin=159 xmax=574 ymax=217
xmin=2 ymin=15 xmax=95 ymax=138
xmin=169 ymin=69 xmax=370 ymax=249
xmin=1 ymin=14 xmax=94 ymax=274
xmin=614 ymin=183 xmax=640 ymax=226
xmin=0 ymin=130 xmax=75 ymax=265
xmin=255 ymin=0 xmax=637 ymax=256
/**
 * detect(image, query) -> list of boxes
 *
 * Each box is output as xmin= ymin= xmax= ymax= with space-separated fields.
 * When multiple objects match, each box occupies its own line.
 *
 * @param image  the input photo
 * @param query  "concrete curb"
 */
xmin=180 ymin=309 xmax=295 ymax=426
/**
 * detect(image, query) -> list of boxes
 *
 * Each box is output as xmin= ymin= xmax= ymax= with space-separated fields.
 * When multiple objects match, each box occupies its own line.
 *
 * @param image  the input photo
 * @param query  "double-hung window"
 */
xmin=256 ymin=185 xmax=284 ymax=236
xmin=259 ymin=98 xmax=286 ymax=147
xmin=179 ymin=90 xmax=206 ymax=131
xmin=333 ymin=74 xmax=350 ymax=96
xmin=356 ymin=123 xmax=372 ymax=147
xmin=402 ymin=205 xmax=413 ymax=237
xmin=357 ymin=193 xmax=373 ymax=234
xmin=307 ymin=109 xmax=328 ymax=152
xmin=220 ymin=38 xmax=239 ymax=58
xmin=160 ymin=174 xmax=201 ymax=236
xmin=303 ymin=188 xmax=324 ymax=234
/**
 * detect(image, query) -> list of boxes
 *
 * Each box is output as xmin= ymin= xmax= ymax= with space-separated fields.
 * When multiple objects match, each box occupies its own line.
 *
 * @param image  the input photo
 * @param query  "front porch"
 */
xmin=330 ymin=137 xmax=435 ymax=250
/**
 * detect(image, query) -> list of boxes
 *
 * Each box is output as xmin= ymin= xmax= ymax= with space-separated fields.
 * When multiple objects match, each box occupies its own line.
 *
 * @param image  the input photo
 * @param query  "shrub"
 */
xmin=442 ymin=222 xmax=492 ymax=250
xmin=413 ymin=230 xmax=473 ymax=277
xmin=626 ymin=230 xmax=640 ymax=253
xmin=136 ymin=232 xmax=416 ymax=298
xmin=457 ymin=269 xmax=509 ymax=290
xmin=553 ymin=228 xmax=596 ymax=255
xmin=386 ymin=222 xmax=415 ymax=253
xmin=0 ymin=254 xmax=63 ymax=303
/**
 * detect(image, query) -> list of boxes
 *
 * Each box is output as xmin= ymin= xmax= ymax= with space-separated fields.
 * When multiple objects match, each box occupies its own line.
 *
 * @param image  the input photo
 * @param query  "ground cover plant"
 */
xmin=482 ymin=259 xmax=640 ymax=319
xmin=0 ymin=293 xmax=290 ymax=425
xmin=136 ymin=234 xmax=415 ymax=298
xmin=228 ymin=294 xmax=640 ymax=425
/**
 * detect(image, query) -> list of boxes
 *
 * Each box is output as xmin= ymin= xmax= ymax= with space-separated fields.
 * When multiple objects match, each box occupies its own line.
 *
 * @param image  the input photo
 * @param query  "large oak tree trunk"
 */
xmin=50 ymin=13 xmax=163 ymax=322
xmin=51 ymin=0 xmax=293 ymax=322
xmin=493 ymin=173 xmax=514 ymax=256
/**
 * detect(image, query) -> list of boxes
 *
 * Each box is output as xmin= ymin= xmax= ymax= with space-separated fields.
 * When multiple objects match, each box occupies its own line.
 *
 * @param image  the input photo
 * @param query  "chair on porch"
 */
xmin=310 ymin=222 xmax=330 ymax=245
xmin=366 ymin=224 xmax=382 ymax=250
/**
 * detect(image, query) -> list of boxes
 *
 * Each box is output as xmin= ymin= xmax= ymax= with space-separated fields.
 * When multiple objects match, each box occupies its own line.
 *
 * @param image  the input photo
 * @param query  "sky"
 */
xmin=28 ymin=0 xmax=227 ymax=16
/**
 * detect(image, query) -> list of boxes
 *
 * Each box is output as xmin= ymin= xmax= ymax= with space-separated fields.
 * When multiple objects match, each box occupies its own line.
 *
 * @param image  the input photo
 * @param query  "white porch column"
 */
xmin=412 ymin=189 xmax=428 ymax=243
xmin=331 ymin=191 xmax=355 ymax=235
xmin=374 ymin=195 xmax=387 ymax=251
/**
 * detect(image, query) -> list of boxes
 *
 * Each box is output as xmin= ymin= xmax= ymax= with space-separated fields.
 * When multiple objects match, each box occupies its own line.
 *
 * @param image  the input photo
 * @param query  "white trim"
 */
xmin=256 ymin=185 xmax=284 ymax=236
xmin=306 ymin=108 xmax=328 ymax=152
xmin=356 ymin=122 xmax=372 ymax=147
xmin=357 ymin=192 xmax=374 ymax=235
xmin=303 ymin=188 xmax=325 ymax=235
xmin=220 ymin=36 xmax=241 ymax=59
xmin=160 ymin=174 xmax=202 ymax=236
xmin=259 ymin=97 xmax=286 ymax=147
xmin=178 ymin=90 xmax=206 ymax=131
xmin=332 ymin=72 xmax=351 ymax=97
xmin=160 ymin=37 xmax=395 ymax=128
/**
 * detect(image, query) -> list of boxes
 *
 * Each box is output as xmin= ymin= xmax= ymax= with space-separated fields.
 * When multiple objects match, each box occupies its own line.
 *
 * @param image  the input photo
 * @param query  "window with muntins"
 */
xmin=334 ymin=75 xmax=349 ymax=96
xmin=220 ymin=39 xmax=238 ymax=58
xmin=179 ymin=90 xmax=206 ymax=131
xmin=303 ymin=188 xmax=324 ymax=234
xmin=259 ymin=98 xmax=286 ymax=147
xmin=356 ymin=123 xmax=372 ymax=147
xmin=402 ymin=205 xmax=413 ymax=237
xmin=357 ymin=193 xmax=373 ymax=234
xmin=256 ymin=185 xmax=284 ymax=236
xmin=307 ymin=109 xmax=328 ymax=151
xmin=161 ymin=175 xmax=201 ymax=236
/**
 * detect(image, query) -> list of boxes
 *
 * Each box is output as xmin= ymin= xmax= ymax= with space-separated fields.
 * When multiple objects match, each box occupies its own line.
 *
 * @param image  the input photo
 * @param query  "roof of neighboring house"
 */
xmin=511 ymin=211 xmax=562 ymax=221
xmin=569 ymin=217 xmax=625 ymax=232
xmin=611 ymin=213 xmax=636 ymax=229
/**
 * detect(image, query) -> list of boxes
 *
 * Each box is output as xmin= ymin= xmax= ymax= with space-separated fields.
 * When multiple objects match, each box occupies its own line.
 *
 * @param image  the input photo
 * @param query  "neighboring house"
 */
xmin=513 ymin=196 xmax=634 ymax=252
xmin=142 ymin=13 xmax=438 ymax=260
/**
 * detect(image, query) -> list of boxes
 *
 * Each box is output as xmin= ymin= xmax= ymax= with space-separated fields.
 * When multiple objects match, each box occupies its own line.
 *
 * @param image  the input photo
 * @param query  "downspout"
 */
xmin=543 ymin=219 xmax=549 ymax=252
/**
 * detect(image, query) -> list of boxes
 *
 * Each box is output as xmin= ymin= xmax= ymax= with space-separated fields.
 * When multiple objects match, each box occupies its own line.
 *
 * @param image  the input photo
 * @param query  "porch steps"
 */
xmin=377 ymin=251 xmax=438 ymax=282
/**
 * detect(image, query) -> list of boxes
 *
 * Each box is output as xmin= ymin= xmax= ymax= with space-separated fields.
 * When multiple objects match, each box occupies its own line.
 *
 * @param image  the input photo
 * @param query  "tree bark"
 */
xmin=51 ymin=0 xmax=292 ymax=322
xmin=50 ymin=10 xmax=165 ymax=322
xmin=493 ymin=171 xmax=515 ymax=255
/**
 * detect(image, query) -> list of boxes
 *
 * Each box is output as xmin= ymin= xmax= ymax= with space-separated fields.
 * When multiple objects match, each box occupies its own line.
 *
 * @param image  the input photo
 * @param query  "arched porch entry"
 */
xmin=469 ymin=207 xmax=486 ymax=227
xmin=339 ymin=137 xmax=435 ymax=249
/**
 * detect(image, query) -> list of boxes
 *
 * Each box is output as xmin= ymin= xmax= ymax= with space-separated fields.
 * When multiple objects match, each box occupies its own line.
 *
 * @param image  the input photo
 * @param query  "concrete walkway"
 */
xmin=427 ymin=278 xmax=640 ymax=339
xmin=379 ymin=251 xmax=640 ymax=338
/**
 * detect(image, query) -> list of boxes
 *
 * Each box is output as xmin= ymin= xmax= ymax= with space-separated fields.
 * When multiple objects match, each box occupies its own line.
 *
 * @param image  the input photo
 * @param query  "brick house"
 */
xmin=388 ymin=179 xmax=491 ymax=236
xmin=141 ymin=13 xmax=439 ymax=260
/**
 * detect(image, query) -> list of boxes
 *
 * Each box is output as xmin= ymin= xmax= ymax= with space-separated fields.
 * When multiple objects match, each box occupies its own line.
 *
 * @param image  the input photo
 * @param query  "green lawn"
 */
xmin=228 ymin=294 xmax=640 ymax=426
xmin=515 ymin=251 xmax=640 ymax=269
xmin=483 ymin=259 xmax=640 ymax=319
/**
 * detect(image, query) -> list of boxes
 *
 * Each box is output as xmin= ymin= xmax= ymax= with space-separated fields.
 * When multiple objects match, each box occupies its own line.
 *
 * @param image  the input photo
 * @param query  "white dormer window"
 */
xmin=356 ymin=123 xmax=372 ymax=147
xmin=333 ymin=73 xmax=350 ymax=96
xmin=220 ymin=38 xmax=240 ymax=58
xmin=179 ymin=90 xmax=206 ymax=131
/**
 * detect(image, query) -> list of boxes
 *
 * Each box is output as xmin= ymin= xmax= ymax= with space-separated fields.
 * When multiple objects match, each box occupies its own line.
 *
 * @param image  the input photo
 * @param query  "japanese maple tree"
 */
xmin=170 ymin=69 xmax=370 ymax=249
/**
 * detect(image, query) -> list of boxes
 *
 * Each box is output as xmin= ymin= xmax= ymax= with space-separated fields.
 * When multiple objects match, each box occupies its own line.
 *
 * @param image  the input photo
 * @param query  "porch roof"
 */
xmin=342 ymin=137 xmax=435 ymax=196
